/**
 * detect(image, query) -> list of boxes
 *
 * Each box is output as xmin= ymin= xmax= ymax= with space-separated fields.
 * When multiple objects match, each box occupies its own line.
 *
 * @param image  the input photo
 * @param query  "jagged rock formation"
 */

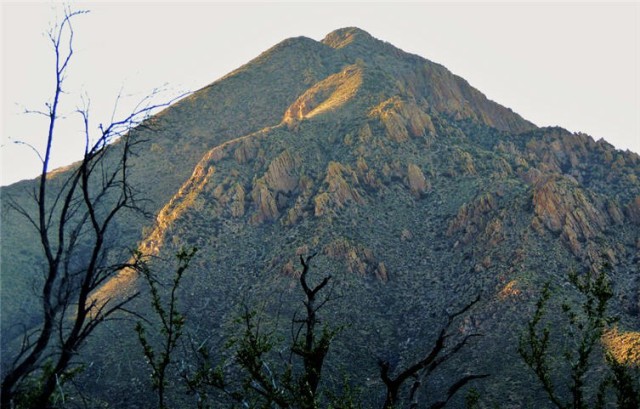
xmin=1 ymin=26 xmax=639 ymax=408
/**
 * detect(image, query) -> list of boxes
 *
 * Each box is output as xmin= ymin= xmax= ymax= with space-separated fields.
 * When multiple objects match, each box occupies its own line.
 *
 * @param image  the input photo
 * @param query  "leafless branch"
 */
xmin=380 ymin=294 xmax=485 ymax=409
xmin=1 ymin=6 xmax=183 ymax=407
xmin=12 ymin=140 xmax=45 ymax=163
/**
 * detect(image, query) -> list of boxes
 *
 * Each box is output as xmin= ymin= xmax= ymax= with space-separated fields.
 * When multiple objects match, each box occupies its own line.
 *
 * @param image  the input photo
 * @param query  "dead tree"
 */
xmin=379 ymin=295 xmax=488 ymax=409
xmin=1 ymin=8 xmax=182 ymax=408
xmin=291 ymin=253 xmax=334 ymax=407
xmin=186 ymin=253 xmax=339 ymax=409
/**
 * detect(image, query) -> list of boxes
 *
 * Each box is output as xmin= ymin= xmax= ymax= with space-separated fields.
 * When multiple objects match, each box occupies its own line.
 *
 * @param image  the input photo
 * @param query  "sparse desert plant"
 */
xmin=519 ymin=263 xmax=640 ymax=409
xmin=136 ymin=247 xmax=197 ymax=409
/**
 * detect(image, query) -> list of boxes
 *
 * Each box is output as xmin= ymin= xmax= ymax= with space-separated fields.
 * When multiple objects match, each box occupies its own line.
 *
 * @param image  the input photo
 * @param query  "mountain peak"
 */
xmin=4 ymin=24 xmax=640 ymax=408
xmin=321 ymin=27 xmax=375 ymax=49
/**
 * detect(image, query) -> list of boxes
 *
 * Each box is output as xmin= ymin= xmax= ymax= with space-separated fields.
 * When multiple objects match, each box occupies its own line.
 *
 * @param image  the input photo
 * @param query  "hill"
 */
xmin=1 ymin=27 xmax=639 ymax=408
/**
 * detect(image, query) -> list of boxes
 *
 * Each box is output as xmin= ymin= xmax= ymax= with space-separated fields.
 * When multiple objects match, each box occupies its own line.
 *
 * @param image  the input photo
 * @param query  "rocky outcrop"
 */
xmin=521 ymin=128 xmax=640 ymax=190
xmin=251 ymin=179 xmax=279 ymax=223
xmin=525 ymin=129 xmax=594 ymax=174
xmin=353 ymin=156 xmax=382 ymax=191
xmin=370 ymin=97 xmax=435 ymax=143
xmin=229 ymin=183 xmax=246 ymax=218
xmin=452 ymin=148 xmax=477 ymax=176
xmin=407 ymin=163 xmax=429 ymax=197
xmin=210 ymin=180 xmax=248 ymax=218
xmin=314 ymin=162 xmax=363 ymax=216
xmin=234 ymin=137 xmax=260 ymax=164
xmin=447 ymin=192 xmax=502 ymax=246
xmin=532 ymin=176 xmax=610 ymax=255
xmin=396 ymin=62 xmax=535 ymax=134
xmin=606 ymin=199 xmax=625 ymax=225
xmin=625 ymin=196 xmax=640 ymax=225
xmin=264 ymin=150 xmax=300 ymax=193
xmin=282 ymin=176 xmax=314 ymax=225
xmin=323 ymin=238 xmax=385 ymax=279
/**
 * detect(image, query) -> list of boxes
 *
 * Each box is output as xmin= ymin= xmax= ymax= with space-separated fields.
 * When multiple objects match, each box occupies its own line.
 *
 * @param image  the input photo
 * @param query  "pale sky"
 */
xmin=2 ymin=1 xmax=639 ymax=186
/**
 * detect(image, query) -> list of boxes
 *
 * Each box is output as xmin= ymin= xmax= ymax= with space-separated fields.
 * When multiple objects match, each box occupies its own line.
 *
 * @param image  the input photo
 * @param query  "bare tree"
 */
xmin=1 ymin=7 xmax=183 ymax=408
xmin=187 ymin=253 xmax=485 ymax=409
xmin=379 ymin=294 xmax=488 ymax=409
xmin=185 ymin=253 xmax=342 ymax=409
xmin=290 ymin=253 xmax=335 ymax=406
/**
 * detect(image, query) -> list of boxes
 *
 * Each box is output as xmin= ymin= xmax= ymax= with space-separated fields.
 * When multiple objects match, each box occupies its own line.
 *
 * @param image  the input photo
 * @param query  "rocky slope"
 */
xmin=1 ymin=27 xmax=638 ymax=408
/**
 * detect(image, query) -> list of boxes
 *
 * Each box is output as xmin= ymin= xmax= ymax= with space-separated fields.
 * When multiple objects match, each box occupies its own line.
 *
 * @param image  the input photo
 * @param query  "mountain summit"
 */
xmin=322 ymin=26 xmax=378 ymax=48
xmin=1 ymin=27 xmax=638 ymax=407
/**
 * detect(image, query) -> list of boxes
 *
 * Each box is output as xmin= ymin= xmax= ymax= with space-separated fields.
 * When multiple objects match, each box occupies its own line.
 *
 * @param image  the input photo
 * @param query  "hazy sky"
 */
xmin=2 ymin=1 xmax=639 ymax=186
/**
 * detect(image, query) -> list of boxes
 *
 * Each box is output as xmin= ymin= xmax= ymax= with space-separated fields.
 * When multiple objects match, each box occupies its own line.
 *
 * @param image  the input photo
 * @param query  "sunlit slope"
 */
xmin=0 ymin=33 xmax=339 ymax=340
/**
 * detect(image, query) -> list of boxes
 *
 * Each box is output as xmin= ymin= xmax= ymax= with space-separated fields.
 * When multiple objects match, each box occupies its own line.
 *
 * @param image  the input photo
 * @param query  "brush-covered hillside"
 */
xmin=1 ymin=27 xmax=639 ymax=408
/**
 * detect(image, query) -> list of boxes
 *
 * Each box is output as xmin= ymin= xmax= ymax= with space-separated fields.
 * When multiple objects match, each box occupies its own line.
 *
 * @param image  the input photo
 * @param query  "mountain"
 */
xmin=1 ymin=27 xmax=639 ymax=407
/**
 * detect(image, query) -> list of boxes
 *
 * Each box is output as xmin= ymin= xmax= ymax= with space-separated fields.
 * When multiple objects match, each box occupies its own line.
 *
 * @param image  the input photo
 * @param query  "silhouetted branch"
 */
xmin=429 ymin=374 xmax=490 ymax=409
xmin=380 ymin=294 xmax=484 ymax=409
xmin=0 ymin=6 xmax=183 ymax=407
